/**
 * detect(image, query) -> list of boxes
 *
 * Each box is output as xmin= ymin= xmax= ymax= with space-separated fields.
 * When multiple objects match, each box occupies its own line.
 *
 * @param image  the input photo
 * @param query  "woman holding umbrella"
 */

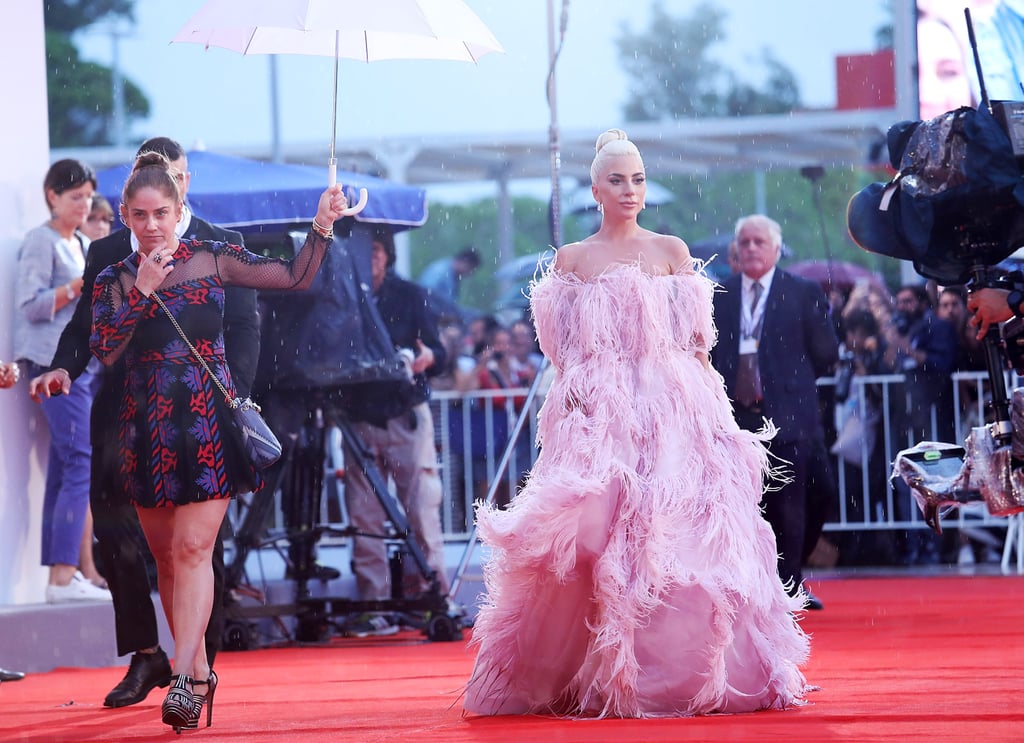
xmin=89 ymin=151 xmax=348 ymax=732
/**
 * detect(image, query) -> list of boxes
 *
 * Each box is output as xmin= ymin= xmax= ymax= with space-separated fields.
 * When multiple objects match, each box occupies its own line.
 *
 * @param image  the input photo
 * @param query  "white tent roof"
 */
xmin=55 ymin=107 xmax=896 ymax=187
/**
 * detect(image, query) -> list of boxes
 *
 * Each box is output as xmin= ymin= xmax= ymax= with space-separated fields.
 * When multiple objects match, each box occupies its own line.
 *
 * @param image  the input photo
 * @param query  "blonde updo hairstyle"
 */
xmin=122 ymin=150 xmax=180 ymax=206
xmin=590 ymin=128 xmax=643 ymax=185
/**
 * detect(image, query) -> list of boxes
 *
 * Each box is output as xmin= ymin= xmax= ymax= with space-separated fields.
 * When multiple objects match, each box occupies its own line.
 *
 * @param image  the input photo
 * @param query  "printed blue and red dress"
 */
xmin=90 ymin=235 xmax=328 ymax=508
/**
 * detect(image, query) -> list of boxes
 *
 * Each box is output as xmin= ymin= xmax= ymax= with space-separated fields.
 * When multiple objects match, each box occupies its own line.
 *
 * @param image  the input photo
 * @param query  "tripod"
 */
xmin=223 ymin=399 xmax=461 ymax=646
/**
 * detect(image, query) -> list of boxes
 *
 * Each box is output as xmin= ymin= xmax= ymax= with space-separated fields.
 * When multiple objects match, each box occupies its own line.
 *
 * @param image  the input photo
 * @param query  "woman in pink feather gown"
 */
xmin=463 ymin=129 xmax=811 ymax=718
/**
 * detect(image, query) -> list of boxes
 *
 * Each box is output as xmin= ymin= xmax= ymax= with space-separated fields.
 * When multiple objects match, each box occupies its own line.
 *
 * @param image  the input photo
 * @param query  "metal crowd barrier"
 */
xmin=258 ymin=372 xmax=1015 ymax=555
xmin=433 ymin=371 xmax=1016 ymax=540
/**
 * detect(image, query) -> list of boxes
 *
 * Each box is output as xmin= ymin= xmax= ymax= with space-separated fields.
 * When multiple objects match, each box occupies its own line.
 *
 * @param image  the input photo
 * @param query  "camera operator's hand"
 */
xmin=967 ymin=287 xmax=1014 ymax=339
xmin=411 ymin=339 xmax=435 ymax=375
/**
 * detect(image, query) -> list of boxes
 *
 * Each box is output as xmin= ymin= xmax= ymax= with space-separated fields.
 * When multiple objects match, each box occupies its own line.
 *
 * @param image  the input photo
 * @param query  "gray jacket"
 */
xmin=13 ymin=223 xmax=90 ymax=366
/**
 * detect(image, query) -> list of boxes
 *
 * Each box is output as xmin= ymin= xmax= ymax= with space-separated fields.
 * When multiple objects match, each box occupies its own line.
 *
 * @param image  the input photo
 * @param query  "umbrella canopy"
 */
xmin=785 ymin=259 xmax=886 ymax=291
xmin=171 ymin=0 xmax=504 ymax=196
xmin=96 ymin=151 xmax=427 ymax=231
xmin=172 ymin=0 xmax=504 ymax=62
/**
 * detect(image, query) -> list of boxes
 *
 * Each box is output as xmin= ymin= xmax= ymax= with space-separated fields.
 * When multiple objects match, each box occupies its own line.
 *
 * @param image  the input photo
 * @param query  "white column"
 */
xmin=372 ymin=143 xmax=420 ymax=278
xmin=0 ymin=0 xmax=55 ymax=604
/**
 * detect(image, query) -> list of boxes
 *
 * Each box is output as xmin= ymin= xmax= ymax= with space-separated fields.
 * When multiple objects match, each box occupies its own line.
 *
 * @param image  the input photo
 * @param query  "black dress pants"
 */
xmin=90 ymin=437 xmax=225 ymax=663
xmin=759 ymin=438 xmax=811 ymax=593
xmin=734 ymin=403 xmax=811 ymax=593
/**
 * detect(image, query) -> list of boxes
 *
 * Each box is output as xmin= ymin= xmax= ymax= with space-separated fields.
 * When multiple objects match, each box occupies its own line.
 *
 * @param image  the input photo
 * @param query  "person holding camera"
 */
xmin=887 ymin=285 xmax=958 ymax=444
xmin=339 ymin=227 xmax=450 ymax=637
xmin=968 ymin=283 xmax=1024 ymax=335
xmin=454 ymin=323 xmax=536 ymax=510
xmin=832 ymin=309 xmax=900 ymax=565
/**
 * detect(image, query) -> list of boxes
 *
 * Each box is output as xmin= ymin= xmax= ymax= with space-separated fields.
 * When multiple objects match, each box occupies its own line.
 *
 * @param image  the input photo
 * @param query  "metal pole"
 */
xmin=329 ymin=31 xmax=339 ymax=186
xmin=269 ymin=56 xmax=282 ymax=163
xmin=111 ymin=29 xmax=126 ymax=148
xmin=547 ymin=0 xmax=565 ymax=249
xmin=799 ymin=165 xmax=833 ymax=270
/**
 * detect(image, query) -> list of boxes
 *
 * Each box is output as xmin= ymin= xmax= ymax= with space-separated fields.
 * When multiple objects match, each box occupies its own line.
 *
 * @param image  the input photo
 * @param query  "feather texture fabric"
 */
xmin=464 ymin=263 xmax=810 ymax=718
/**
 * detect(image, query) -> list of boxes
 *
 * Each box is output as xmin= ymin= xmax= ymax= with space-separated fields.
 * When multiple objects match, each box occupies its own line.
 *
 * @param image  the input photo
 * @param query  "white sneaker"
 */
xmin=45 ymin=571 xmax=113 ymax=604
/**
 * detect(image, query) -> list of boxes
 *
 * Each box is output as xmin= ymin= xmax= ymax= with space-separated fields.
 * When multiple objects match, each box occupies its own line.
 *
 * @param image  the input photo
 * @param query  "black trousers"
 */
xmin=803 ymin=436 xmax=838 ymax=562
xmin=734 ymin=403 xmax=812 ymax=593
xmin=90 ymin=437 xmax=225 ymax=663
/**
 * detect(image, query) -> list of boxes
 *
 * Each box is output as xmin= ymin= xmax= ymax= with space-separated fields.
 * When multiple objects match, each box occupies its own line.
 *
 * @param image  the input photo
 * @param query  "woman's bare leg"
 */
xmin=137 ymin=499 xmax=228 ymax=679
xmin=137 ymin=506 xmax=177 ymax=638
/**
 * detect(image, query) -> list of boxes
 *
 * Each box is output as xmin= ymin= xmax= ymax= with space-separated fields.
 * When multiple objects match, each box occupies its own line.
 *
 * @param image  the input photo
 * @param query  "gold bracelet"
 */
xmin=311 ymin=218 xmax=333 ymax=240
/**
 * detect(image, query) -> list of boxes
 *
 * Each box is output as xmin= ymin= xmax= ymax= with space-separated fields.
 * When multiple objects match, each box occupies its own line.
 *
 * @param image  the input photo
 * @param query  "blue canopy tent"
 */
xmin=96 ymin=150 xmax=428 ymax=232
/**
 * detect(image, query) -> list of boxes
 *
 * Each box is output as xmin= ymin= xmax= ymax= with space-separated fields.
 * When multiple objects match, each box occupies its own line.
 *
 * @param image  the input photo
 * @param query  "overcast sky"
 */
xmin=73 ymin=0 xmax=892 ymax=156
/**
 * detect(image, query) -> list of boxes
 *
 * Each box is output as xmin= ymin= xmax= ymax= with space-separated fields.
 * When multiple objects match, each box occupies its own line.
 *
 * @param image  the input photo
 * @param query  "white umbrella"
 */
xmin=172 ymin=0 xmax=504 ymax=215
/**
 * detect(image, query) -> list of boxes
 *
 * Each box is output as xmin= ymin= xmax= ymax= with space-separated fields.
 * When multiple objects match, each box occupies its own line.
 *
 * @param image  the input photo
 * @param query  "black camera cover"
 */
xmin=255 ymin=230 xmax=407 ymax=393
xmin=848 ymin=106 xmax=1024 ymax=283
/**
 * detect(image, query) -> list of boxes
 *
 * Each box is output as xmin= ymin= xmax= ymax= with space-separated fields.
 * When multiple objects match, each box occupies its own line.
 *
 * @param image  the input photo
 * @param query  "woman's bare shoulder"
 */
xmin=643 ymin=231 xmax=692 ymax=273
xmin=552 ymin=240 xmax=587 ymax=274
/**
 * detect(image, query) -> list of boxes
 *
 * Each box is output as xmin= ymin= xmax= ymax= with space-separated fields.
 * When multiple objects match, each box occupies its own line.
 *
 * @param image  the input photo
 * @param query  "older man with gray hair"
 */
xmin=711 ymin=214 xmax=839 ymax=609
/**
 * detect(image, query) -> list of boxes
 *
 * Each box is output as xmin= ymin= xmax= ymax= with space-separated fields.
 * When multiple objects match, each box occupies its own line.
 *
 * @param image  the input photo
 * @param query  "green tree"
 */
xmin=44 ymin=0 xmax=150 ymax=147
xmin=725 ymin=50 xmax=801 ymax=116
xmin=44 ymin=0 xmax=134 ymax=32
xmin=617 ymin=1 xmax=802 ymax=120
xmin=409 ymin=197 xmax=555 ymax=316
xmin=610 ymin=1 xmax=901 ymax=289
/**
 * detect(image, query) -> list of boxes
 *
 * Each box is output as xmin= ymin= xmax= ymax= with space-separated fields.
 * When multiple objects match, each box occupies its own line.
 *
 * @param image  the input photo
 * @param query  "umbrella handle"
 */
xmin=340 ymin=187 xmax=368 ymax=217
xmin=328 ymin=159 xmax=368 ymax=216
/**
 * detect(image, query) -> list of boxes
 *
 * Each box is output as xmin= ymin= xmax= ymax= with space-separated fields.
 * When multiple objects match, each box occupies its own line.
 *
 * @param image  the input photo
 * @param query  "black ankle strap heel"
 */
xmin=192 ymin=669 xmax=218 ymax=729
xmin=161 ymin=674 xmax=198 ymax=733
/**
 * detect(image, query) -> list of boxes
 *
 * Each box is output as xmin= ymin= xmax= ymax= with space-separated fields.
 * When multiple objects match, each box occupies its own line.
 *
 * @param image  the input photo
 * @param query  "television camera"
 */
xmin=220 ymin=223 xmax=462 ymax=648
xmin=847 ymin=8 xmax=1024 ymax=532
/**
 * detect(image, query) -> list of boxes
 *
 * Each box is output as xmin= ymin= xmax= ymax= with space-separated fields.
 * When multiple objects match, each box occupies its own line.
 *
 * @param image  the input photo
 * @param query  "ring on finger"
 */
xmin=154 ymin=254 xmax=162 ymax=264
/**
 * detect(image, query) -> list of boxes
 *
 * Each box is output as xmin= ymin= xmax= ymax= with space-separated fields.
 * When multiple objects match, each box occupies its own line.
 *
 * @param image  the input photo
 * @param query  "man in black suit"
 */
xmin=711 ymin=214 xmax=839 ymax=609
xmin=29 ymin=137 xmax=260 ymax=707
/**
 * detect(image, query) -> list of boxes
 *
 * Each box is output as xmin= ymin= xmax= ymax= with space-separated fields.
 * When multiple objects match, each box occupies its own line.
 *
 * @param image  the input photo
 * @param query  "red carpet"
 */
xmin=2 ymin=575 xmax=1023 ymax=742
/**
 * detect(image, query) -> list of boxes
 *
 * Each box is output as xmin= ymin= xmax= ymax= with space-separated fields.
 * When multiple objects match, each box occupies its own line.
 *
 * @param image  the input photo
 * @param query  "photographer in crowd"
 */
xmin=340 ymin=227 xmax=450 ymax=637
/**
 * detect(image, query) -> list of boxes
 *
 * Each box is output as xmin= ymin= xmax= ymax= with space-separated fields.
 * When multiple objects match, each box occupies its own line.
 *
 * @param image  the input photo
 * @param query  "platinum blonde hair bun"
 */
xmin=591 ymin=129 xmax=643 ymax=184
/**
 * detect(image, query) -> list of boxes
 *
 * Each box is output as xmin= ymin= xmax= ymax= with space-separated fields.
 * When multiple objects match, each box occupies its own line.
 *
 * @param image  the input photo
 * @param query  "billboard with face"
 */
xmin=917 ymin=0 xmax=1024 ymax=119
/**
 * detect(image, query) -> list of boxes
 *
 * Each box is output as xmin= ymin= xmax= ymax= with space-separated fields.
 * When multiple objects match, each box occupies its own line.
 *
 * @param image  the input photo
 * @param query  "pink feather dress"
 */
xmin=463 ymin=263 xmax=810 ymax=718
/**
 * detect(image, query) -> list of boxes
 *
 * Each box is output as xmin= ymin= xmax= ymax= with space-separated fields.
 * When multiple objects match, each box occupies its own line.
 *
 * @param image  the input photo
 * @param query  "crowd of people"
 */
xmin=5 ymin=125 xmax=1015 ymax=728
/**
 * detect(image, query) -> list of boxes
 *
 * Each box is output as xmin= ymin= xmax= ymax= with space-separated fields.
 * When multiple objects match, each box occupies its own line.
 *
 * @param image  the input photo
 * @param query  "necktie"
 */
xmin=749 ymin=282 xmax=765 ymax=339
xmin=735 ymin=281 xmax=764 ymax=408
